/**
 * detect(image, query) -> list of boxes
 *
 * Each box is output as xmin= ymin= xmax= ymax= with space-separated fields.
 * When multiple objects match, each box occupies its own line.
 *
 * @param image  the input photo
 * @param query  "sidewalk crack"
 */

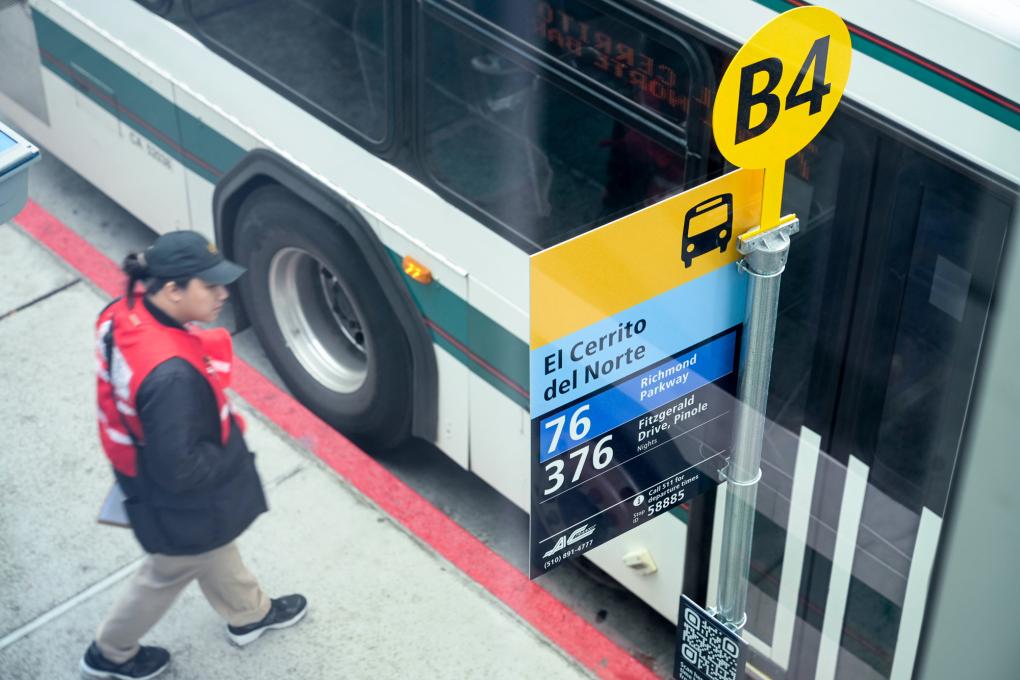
xmin=0 ymin=278 xmax=82 ymax=322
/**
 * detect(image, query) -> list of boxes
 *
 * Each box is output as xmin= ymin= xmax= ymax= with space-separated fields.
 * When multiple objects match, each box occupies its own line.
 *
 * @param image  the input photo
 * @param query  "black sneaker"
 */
xmin=80 ymin=642 xmax=170 ymax=680
xmin=226 ymin=594 xmax=308 ymax=646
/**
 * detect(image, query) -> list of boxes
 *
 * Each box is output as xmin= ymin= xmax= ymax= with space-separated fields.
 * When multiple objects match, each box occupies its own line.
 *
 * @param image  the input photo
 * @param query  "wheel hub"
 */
xmin=268 ymin=247 xmax=369 ymax=393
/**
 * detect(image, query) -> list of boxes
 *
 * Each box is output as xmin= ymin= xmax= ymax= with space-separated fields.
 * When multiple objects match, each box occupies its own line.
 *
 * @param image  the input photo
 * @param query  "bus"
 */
xmin=682 ymin=192 xmax=732 ymax=268
xmin=0 ymin=0 xmax=1016 ymax=677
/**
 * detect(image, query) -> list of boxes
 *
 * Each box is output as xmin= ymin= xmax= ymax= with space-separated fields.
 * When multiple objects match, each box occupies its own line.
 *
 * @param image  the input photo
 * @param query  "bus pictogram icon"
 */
xmin=681 ymin=193 xmax=733 ymax=268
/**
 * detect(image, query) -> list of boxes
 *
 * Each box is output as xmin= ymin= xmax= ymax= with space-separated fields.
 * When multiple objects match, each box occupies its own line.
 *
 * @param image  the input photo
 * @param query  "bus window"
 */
xmin=186 ymin=0 xmax=390 ymax=143
xmin=852 ymin=158 xmax=1012 ymax=515
xmin=419 ymin=7 xmax=698 ymax=250
xmin=436 ymin=0 xmax=707 ymax=135
xmin=763 ymin=119 xmax=876 ymax=443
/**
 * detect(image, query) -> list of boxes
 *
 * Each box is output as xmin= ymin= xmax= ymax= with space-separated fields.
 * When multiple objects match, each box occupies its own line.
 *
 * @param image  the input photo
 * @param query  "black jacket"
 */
xmin=113 ymin=298 xmax=267 ymax=555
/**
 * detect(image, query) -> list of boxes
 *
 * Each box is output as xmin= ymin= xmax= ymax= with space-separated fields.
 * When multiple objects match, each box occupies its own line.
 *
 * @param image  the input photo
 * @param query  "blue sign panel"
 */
xmin=0 ymin=130 xmax=15 ymax=153
xmin=530 ymin=326 xmax=740 ymax=576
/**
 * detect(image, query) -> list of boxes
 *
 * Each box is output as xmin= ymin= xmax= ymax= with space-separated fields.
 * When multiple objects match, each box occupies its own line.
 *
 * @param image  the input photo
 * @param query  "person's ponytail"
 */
xmin=122 ymin=251 xmax=149 ymax=308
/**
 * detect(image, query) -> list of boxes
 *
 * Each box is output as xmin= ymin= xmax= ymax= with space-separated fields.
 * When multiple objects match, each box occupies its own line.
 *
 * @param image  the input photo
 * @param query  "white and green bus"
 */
xmin=1 ymin=0 xmax=1017 ymax=677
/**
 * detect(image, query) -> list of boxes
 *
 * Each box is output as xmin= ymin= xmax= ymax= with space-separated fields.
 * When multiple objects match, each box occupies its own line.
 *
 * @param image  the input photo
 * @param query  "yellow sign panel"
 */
xmin=531 ymin=168 xmax=763 ymax=350
xmin=712 ymin=6 xmax=851 ymax=232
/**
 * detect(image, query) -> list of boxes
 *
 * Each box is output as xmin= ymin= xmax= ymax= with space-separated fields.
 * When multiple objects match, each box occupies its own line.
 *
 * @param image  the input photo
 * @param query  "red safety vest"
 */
xmin=95 ymin=295 xmax=245 ymax=476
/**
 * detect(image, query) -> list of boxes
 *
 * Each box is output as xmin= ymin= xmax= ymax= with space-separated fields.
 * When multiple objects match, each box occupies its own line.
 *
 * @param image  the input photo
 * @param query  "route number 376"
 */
xmin=543 ymin=405 xmax=614 ymax=496
xmin=544 ymin=434 xmax=614 ymax=496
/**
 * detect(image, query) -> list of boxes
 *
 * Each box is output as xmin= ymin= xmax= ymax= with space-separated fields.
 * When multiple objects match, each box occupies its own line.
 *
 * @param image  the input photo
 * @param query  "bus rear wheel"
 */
xmin=233 ymin=185 xmax=412 ymax=451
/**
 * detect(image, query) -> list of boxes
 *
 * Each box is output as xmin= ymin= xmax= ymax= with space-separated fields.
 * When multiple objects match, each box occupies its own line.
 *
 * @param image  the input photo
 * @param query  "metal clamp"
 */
xmin=737 ymin=216 xmax=800 ymax=277
xmin=719 ymin=467 xmax=763 ymax=487
xmin=709 ymin=607 xmax=748 ymax=632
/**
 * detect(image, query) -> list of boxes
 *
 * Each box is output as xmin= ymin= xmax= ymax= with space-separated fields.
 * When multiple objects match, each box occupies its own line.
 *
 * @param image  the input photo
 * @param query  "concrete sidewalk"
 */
xmin=0 ymin=220 xmax=594 ymax=679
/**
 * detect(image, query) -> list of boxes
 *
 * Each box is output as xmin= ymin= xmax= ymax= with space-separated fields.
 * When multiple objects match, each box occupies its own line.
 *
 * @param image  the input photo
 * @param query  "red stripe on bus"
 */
xmin=11 ymin=200 xmax=656 ymax=680
xmin=424 ymin=317 xmax=530 ymax=400
xmin=38 ymin=48 xmax=226 ymax=178
xmin=783 ymin=0 xmax=1020 ymax=114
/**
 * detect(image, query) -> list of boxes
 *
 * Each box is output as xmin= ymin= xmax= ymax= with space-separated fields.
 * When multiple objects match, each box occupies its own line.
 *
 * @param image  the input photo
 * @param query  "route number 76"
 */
xmin=544 ymin=404 xmax=592 ymax=454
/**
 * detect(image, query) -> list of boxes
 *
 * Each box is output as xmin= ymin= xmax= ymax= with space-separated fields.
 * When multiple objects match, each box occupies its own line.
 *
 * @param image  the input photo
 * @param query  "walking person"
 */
xmin=82 ymin=232 xmax=307 ymax=679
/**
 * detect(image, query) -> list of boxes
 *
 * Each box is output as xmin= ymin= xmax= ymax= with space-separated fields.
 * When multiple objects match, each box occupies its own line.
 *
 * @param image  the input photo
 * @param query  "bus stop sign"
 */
xmin=528 ymin=168 xmax=763 ymax=577
xmin=713 ymin=5 xmax=851 ymax=233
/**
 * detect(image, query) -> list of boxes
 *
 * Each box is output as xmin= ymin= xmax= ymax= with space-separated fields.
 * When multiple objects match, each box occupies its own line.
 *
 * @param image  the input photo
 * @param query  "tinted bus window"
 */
xmin=438 ymin=0 xmax=707 ymax=135
xmin=862 ymin=159 xmax=1012 ymax=514
xmin=766 ymin=124 xmax=868 ymax=438
xmin=187 ymin=0 xmax=389 ymax=143
xmin=420 ymin=7 xmax=713 ymax=250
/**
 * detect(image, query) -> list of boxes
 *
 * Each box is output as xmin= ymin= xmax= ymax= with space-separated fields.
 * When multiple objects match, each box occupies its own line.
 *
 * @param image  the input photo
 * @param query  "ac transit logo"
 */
xmin=542 ymin=524 xmax=596 ymax=559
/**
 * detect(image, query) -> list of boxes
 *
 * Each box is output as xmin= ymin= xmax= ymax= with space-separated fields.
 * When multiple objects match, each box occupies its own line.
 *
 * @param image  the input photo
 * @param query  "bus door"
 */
xmin=723 ymin=114 xmax=880 ymax=676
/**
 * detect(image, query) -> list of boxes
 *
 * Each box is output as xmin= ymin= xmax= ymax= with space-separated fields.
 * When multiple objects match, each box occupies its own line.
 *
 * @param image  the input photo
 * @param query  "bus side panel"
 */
xmin=466 ymin=278 xmax=528 ymax=509
xmin=586 ymin=514 xmax=688 ymax=623
xmin=28 ymin=2 xmax=190 ymax=234
xmin=432 ymin=347 xmax=471 ymax=466
xmin=171 ymin=88 xmax=254 ymax=244
xmin=0 ymin=2 xmax=49 ymax=126
xmin=469 ymin=377 xmax=528 ymax=511
xmin=372 ymin=218 xmax=470 ymax=468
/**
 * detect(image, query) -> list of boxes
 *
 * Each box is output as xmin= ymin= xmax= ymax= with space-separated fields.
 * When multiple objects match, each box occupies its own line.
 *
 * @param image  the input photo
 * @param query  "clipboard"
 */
xmin=97 ymin=481 xmax=131 ymax=528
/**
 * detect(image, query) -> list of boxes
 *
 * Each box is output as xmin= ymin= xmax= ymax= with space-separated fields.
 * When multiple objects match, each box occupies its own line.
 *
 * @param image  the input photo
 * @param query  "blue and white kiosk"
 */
xmin=0 ymin=120 xmax=40 ymax=223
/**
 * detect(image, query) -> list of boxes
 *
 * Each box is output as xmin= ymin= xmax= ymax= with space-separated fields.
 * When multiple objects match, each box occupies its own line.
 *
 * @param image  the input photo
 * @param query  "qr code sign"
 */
xmin=674 ymin=596 xmax=747 ymax=680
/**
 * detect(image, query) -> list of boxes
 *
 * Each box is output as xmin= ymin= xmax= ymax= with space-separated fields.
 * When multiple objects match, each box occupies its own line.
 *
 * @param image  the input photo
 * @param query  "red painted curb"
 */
xmin=12 ymin=199 xmax=661 ymax=680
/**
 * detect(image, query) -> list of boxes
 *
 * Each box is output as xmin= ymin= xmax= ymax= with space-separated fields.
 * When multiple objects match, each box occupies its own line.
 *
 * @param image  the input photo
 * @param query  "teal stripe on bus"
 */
xmin=176 ymin=107 xmax=247 ymax=182
xmin=388 ymin=251 xmax=529 ymax=408
xmin=32 ymin=8 xmax=530 ymax=405
xmin=33 ymin=10 xmax=241 ymax=183
xmin=753 ymin=0 xmax=1020 ymax=132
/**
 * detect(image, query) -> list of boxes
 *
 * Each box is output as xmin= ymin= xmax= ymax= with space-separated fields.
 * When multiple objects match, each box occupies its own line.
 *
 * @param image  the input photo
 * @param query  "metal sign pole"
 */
xmin=716 ymin=219 xmax=799 ymax=629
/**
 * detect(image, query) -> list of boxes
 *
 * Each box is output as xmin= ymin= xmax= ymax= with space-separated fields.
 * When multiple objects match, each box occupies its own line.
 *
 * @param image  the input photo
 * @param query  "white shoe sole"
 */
xmin=80 ymin=656 xmax=169 ymax=680
xmin=227 ymin=603 xmax=308 ymax=647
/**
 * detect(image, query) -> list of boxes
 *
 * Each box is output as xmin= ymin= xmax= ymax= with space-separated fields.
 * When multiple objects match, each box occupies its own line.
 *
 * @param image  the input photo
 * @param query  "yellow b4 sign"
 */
xmin=713 ymin=6 xmax=852 ymax=232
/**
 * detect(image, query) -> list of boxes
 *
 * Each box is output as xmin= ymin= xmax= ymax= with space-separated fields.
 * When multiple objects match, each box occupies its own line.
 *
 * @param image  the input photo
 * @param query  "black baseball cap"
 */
xmin=144 ymin=231 xmax=245 ymax=285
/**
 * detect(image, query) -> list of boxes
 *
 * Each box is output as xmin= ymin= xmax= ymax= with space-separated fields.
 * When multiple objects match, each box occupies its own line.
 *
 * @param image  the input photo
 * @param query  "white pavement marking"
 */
xmin=0 ymin=463 xmax=304 ymax=653
xmin=815 ymin=456 xmax=870 ymax=680
xmin=890 ymin=508 xmax=942 ymax=680
xmin=772 ymin=426 xmax=822 ymax=670
xmin=0 ymin=559 xmax=144 ymax=652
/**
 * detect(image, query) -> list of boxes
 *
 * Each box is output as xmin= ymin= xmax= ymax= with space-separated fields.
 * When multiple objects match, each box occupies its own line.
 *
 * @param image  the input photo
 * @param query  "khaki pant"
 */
xmin=95 ymin=541 xmax=271 ymax=664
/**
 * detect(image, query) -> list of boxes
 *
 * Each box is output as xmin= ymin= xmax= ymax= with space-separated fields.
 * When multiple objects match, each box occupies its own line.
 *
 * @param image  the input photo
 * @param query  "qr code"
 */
xmin=680 ymin=607 xmax=740 ymax=680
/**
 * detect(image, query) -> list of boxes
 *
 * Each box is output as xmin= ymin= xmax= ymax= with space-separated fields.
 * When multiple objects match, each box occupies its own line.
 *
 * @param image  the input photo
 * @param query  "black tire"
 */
xmin=233 ymin=185 xmax=412 ymax=450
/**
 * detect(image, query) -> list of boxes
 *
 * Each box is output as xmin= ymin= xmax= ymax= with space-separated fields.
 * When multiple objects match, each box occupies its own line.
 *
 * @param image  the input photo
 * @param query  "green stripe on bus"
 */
xmin=468 ymin=305 xmax=529 ymax=396
xmin=752 ymin=0 xmax=1020 ymax=131
xmin=33 ymin=11 xmax=230 ymax=183
xmin=852 ymin=39 xmax=1020 ymax=131
xmin=176 ymin=108 xmax=247 ymax=181
xmin=387 ymin=251 xmax=529 ymax=408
